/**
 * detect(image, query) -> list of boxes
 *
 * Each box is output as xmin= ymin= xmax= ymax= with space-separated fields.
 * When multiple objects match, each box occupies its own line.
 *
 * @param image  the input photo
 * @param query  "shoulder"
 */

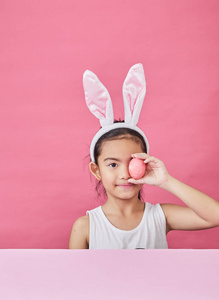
xmin=160 ymin=203 xmax=172 ymax=215
xmin=159 ymin=203 xmax=175 ymax=234
xmin=69 ymin=216 xmax=90 ymax=249
xmin=160 ymin=203 xmax=188 ymax=220
xmin=72 ymin=215 xmax=89 ymax=233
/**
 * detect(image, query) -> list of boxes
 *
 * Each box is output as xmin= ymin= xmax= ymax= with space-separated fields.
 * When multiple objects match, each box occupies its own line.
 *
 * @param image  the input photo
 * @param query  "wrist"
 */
xmin=159 ymin=174 xmax=174 ymax=190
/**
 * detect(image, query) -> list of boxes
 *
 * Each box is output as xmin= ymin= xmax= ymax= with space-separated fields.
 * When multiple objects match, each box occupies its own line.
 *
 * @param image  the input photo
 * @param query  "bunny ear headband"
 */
xmin=83 ymin=63 xmax=149 ymax=162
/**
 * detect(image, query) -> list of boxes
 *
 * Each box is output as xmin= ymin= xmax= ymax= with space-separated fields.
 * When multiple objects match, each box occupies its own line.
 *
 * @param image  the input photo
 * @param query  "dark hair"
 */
xmin=93 ymin=120 xmax=147 ymax=201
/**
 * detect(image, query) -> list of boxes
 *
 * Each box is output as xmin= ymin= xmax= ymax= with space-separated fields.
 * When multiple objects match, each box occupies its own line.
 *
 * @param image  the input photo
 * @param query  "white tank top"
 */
xmin=86 ymin=202 xmax=168 ymax=249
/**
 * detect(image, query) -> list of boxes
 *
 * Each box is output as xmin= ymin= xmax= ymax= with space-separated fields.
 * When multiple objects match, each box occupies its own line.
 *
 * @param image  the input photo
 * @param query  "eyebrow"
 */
xmin=103 ymin=158 xmax=121 ymax=162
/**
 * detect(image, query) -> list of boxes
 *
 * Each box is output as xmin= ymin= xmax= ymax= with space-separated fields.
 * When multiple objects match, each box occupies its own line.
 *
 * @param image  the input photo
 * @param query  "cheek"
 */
xmin=100 ymin=168 xmax=117 ymax=186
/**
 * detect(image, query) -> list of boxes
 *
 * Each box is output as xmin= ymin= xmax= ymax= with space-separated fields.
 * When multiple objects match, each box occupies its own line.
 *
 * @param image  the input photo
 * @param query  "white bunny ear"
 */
xmin=123 ymin=63 xmax=146 ymax=125
xmin=83 ymin=70 xmax=114 ymax=127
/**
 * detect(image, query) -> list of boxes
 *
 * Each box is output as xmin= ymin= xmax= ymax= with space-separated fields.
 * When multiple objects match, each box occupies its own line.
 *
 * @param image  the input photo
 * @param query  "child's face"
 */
xmin=91 ymin=137 xmax=144 ymax=202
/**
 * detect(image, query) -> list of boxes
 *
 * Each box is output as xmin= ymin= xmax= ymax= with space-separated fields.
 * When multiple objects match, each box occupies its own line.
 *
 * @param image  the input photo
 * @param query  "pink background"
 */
xmin=0 ymin=0 xmax=218 ymax=249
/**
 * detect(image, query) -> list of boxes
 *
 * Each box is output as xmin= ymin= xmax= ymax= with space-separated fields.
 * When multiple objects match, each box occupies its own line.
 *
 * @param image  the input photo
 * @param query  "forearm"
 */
xmin=160 ymin=175 xmax=219 ymax=226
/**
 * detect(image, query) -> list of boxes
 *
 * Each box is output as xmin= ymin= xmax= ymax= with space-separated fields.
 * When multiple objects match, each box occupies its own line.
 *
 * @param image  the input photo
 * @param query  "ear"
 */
xmin=89 ymin=162 xmax=102 ymax=181
xmin=83 ymin=70 xmax=114 ymax=127
xmin=122 ymin=63 xmax=146 ymax=125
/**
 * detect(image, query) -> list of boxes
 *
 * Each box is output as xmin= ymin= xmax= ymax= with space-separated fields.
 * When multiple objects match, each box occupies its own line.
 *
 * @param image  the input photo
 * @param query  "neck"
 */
xmin=102 ymin=194 xmax=144 ymax=216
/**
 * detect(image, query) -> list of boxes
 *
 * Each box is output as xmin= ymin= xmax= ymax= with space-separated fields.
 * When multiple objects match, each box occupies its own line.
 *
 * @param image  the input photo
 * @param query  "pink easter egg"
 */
xmin=129 ymin=158 xmax=146 ymax=180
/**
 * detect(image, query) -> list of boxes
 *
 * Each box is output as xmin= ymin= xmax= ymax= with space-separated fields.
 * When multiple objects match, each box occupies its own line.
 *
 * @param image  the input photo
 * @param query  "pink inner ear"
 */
xmin=123 ymin=63 xmax=146 ymax=125
xmin=125 ymin=77 xmax=144 ymax=114
xmin=86 ymin=89 xmax=109 ymax=120
xmin=83 ymin=70 xmax=114 ymax=126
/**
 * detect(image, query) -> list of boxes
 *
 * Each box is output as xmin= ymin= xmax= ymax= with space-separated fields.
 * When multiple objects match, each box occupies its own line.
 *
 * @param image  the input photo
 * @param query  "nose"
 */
xmin=119 ymin=164 xmax=131 ymax=180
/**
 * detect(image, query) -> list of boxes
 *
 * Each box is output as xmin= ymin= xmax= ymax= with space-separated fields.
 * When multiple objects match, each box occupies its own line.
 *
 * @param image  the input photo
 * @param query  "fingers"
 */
xmin=131 ymin=153 xmax=159 ymax=164
xmin=131 ymin=153 xmax=149 ymax=160
xmin=128 ymin=178 xmax=145 ymax=185
xmin=144 ymin=156 xmax=160 ymax=164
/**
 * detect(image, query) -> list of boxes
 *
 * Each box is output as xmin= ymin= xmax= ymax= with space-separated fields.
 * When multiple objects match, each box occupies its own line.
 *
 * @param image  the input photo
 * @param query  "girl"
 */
xmin=69 ymin=64 xmax=219 ymax=249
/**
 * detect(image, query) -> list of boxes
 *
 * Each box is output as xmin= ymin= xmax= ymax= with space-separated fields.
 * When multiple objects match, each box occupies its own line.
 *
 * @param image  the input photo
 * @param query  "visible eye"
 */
xmin=109 ymin=163 xmax=118 ymax=168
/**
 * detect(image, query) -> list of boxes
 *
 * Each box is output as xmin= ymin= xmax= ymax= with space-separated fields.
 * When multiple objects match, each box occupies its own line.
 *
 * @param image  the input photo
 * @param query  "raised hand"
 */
xmin=128 ymin=153 xmax=170 ymax=187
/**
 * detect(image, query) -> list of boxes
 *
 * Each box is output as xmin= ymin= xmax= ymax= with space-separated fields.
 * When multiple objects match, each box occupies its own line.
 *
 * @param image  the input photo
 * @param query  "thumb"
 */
xmin=128 ymin=178 xmax=145 ymax=185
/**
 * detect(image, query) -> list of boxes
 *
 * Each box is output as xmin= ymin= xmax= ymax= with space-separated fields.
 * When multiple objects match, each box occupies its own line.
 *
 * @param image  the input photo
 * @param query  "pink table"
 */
xmin=0 ymin=250 xmax=218 ymax=300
